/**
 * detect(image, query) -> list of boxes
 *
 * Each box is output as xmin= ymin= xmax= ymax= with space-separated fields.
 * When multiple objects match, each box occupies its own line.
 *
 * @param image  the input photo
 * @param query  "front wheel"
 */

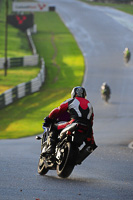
xmin=56 ymin=142 xmax=76 ymax=178
xmin=38 ymin=157 xmax=49 ymax=175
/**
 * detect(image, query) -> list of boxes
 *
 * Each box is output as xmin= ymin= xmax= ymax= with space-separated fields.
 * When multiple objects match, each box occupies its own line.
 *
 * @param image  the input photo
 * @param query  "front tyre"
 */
xmin=56 ymin=142 xmax=75 ymax=178
xmin=38 ymin=157 xmax=49 ymax=175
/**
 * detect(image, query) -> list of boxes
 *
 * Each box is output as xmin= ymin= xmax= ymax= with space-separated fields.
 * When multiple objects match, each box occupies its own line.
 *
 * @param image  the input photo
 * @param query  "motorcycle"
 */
xmin=123 ymin=48 xmax=131 ymax=64
xmin=101 ymin=83 xmax=111 ymax=103
xmin=36 ymin=122 xmax=97 ymax=178
xmin=101 ymin=89 xmax=110 ymax=102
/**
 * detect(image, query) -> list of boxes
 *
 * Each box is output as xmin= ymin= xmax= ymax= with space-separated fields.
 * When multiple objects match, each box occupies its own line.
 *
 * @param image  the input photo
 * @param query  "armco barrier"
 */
xmin=0 ymin=55 xmax=39 ymax=69
xmin=0 ymin=28 xmax=38 ymax=69
xmin=0 ymin=58 xmax=45 ymax=109
xmin=10 ymin=57 xmax=23 ymax=67
xmin=4 ymin=89 xmax=13 ymax=106
xmin=26 ymin=28 xmax=37 ymax=55
xmin=0 ymin=58 xmax=10 ymax=69
xmin=24 ymin=54 xmax=38 ymax=66
xmin=17 ymin=83 xmax=25 ymax=98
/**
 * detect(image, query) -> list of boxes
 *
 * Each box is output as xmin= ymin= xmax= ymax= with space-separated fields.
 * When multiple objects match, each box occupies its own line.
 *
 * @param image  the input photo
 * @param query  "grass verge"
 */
xmin=79 ymin=0 xmax=133 ymax=15
xmin=0 ymin=66 xmax=40 ymax=94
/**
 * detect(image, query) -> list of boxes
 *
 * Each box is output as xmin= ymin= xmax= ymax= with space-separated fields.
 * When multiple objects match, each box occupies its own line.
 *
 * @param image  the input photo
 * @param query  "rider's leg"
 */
xmin=47 ymin=119 xmax=75 ymax=154
xmin=47 ymin=128 xmax=58 ymax=154
xmin=46 ymin=122 xmax=68 ymax=154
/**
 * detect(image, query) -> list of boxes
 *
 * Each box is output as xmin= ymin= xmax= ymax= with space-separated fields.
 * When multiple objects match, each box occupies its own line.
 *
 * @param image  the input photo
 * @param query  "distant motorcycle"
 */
xmin=36 ymin=122 xmax=97 ymax=178
xmin=123 ymin=47 xmax=131 ymax=63
xmin=101 ymin=82 xmax=111 ymax=103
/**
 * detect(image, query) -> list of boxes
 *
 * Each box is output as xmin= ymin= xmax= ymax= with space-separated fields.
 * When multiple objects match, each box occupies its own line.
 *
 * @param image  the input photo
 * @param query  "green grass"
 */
xmin=0 ymin=25 xmax=32 ymax=58
xmin=79 ymin=0 xmax=133 ymax=15
xmin=32 ymin=12 xmax=84 ymax=89
xmin=0 ymin=66 xmax=40 ymax=94
xmin=0 ymin=11 xmax=84 ymax=139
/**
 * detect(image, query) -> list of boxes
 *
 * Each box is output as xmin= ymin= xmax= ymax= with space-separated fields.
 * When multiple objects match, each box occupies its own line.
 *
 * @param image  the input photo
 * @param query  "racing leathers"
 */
xmin=45 ymin=97 xmax=95 ymax=153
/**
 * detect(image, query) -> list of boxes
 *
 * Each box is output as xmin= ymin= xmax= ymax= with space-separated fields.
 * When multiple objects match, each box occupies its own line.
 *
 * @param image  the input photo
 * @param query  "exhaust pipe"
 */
xmin=76 ymin=145 xmax=97 ymax=165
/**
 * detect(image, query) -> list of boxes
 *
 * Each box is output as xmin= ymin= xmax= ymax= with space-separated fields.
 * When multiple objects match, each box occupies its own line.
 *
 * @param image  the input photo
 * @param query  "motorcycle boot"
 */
xmin=46 ymin=130 xmax=57 ymax=154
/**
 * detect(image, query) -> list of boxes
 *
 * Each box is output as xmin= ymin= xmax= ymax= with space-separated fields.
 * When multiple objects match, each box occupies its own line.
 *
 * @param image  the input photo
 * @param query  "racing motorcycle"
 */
xmin=36 ymin=122 xmax=97 ymax=178
xmin=101 ymin=83 xmax=111 ymax=103
xmin=123 ymin=48 xmax=131 ymax=64
xmin=101 ymin=90 xmax=110 ymax=102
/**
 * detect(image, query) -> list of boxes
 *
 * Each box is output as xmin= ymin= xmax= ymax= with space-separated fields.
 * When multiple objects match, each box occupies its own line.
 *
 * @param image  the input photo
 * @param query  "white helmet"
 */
xmin=71 ymin=86 xmax=87 ymax=98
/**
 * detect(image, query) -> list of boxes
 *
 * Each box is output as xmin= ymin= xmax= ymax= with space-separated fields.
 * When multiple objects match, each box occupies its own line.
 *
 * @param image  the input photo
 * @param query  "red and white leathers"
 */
xmin=48 ymin=97 xmax=95 ymax=144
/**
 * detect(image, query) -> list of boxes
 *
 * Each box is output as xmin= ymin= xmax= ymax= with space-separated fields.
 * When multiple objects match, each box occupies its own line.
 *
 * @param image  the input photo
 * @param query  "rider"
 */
xmin=101 ymin=82 xmax=111 ymax=97
xmin=43 ymin=86 xmax=97 ymax=154
xmin=123 ymin=47 xmax=131 ymax=61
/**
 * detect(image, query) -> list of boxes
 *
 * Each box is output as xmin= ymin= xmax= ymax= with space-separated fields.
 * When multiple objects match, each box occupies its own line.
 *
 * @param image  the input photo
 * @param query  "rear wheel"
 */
xmin=56 ymin=142 xmax=75 ymax=178
xmin=102 ymin=94 xmax=109 ymax=102
xmin=38 ymin=157 xmax=49 ymax=175
xmin=105 ymin=96 xmax=109 ymax=102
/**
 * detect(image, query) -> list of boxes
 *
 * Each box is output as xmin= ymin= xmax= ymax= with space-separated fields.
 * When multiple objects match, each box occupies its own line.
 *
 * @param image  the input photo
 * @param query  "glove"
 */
xmin=43 ymin=116 xmax=54 ymax=127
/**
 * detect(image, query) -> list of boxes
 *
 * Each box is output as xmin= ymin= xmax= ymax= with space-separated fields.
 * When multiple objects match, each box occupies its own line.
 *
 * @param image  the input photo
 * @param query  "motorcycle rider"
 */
xmin=101 ymin=82 xmax=111 ymax=99
xmin=123 ymin=47 xmax=131 ymax=62
xmin=43 ymin=86 xmax=97 ymax=154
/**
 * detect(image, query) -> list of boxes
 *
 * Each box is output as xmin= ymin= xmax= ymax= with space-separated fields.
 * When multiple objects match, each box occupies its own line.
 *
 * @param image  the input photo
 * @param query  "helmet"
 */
xmin=103 ymin=82 xmax=107 ymax=86
xmin=71 ymin=86 xmax=87 ymax=98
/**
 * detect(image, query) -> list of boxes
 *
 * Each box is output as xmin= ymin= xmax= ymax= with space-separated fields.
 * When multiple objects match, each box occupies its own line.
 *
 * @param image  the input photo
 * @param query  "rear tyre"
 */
xmin=105 ymin=96 xmax=109 ymax=102
xmin=56 ymin=142 xmax=75 ymax=178
xmin=102 ymin=94 xmax=109 ymax=103
xmin=38 ymin=157 xmax=49 ymax=175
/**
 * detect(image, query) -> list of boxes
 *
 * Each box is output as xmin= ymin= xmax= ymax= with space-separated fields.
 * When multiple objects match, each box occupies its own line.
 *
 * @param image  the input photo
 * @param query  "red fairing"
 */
xmin=57 ymin=119 xmax=75 ymax=130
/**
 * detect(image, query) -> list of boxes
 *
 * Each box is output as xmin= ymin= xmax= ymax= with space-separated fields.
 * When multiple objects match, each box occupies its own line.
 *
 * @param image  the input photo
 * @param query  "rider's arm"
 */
xmin=49 ymin=100 xmax=68 ymax=119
